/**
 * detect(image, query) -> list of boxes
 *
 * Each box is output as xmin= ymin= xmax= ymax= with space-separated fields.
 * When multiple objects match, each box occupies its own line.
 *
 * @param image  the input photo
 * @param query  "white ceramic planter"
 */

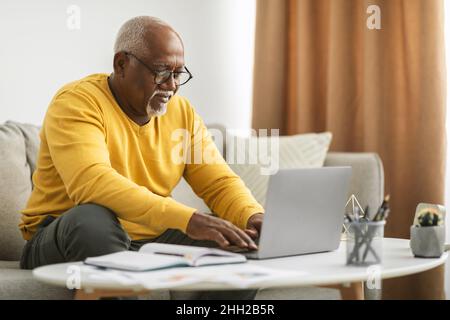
xmin=410 ymin=225 xmax=445 ymax=258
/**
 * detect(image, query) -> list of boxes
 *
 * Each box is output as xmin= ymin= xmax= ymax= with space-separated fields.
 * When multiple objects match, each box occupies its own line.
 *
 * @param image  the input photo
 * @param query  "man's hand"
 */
xmin=245 ymin=213 xmax=263 ymax=239
xmin=186 ymin=212 xmax=258 ymax=250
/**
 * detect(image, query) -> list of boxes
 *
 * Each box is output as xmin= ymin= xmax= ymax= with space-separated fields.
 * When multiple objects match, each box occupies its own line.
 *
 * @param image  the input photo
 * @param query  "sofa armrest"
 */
xmin=324 ymin=152 xmax=384 ymax=213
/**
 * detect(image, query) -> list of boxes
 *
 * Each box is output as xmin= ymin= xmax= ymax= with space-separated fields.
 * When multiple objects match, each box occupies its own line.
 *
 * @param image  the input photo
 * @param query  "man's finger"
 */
xmin=219 ymin=227 xmax=248 ymax=248
xmin=225 ymin=221 xmax=256 ymax=247
xmin=233 ymin=226 xmax=257 ymax=249
xmin=210 ymin=230 xmax=230 ymax=248
xmin=245 ymin=228 xmax=259 ymax=239
xmin=252 ymin=217 xmax=263 ymax=232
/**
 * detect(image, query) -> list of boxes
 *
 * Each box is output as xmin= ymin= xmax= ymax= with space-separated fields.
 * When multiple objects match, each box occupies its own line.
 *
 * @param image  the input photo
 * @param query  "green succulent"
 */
xmin=417 ymin=210 xmax=443 ymax=227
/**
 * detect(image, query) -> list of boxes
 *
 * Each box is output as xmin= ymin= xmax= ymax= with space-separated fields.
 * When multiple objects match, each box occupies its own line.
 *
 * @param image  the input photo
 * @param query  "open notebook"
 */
xmin=84 ymin=243 xmax=247 ymax=272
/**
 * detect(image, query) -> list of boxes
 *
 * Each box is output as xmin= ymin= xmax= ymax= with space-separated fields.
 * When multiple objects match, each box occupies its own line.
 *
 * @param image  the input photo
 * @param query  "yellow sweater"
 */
xmin=19 ymin=74 xmax=264 ymax=241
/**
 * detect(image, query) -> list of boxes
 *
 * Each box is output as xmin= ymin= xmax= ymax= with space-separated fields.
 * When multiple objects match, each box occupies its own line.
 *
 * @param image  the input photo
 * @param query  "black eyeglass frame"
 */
xmin=124 ymin=51 xmax=193 ymax=86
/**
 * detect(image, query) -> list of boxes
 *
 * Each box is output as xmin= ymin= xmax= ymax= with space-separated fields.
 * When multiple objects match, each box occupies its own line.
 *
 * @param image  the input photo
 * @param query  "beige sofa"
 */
xmin=0 ymin=121 xmax=384 ymax=299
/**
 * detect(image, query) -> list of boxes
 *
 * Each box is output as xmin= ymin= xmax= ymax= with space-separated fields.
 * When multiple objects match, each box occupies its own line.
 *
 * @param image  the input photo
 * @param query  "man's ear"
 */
xmin=113 ymin=52 xmax=129 ymax=78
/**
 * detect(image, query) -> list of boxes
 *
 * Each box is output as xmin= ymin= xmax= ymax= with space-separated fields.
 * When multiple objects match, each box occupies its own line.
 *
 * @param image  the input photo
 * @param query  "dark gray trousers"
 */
xmin=20 ymin=203 xmax=257 ymax=300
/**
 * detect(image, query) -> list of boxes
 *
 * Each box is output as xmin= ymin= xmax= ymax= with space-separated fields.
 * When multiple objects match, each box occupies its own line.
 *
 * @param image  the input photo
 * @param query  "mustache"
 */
xmin=149 ymin=89 xmax=174 ymax=100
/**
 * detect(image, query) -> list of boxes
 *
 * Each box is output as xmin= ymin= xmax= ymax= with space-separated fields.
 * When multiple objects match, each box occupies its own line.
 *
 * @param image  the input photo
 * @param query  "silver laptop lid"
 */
xmin=255 ymin=166 xmax=352 ymax=259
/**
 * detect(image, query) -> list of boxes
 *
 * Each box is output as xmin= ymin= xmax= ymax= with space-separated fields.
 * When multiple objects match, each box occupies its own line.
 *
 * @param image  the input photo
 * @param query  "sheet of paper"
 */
xmin=189 ymin=264 xmax=308 ymax=288
xmin=123 ymin=264 xmax=308 ymax=289
xmin=79 ymin=264 xmax=308 ymax=290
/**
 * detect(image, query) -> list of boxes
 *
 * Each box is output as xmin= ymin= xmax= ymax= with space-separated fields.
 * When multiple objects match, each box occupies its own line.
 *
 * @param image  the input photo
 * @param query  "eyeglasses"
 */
xmin=125 ymin=52 xmax=193 ymax=86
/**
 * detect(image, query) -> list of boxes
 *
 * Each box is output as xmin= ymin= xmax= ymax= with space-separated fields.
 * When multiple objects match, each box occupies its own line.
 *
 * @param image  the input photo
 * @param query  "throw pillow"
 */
xmin=227 ymin=132 xmax=332 ymax=206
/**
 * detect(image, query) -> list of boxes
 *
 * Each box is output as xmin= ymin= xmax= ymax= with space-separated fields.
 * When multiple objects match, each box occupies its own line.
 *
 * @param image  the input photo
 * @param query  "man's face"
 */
xmin=119 ymin=29 xmax=185 ymax=118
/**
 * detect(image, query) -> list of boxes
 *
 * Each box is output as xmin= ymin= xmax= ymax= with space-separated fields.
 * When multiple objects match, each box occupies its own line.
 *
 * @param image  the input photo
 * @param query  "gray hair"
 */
xmin=113 ymin=16 xmax=172 ymax=54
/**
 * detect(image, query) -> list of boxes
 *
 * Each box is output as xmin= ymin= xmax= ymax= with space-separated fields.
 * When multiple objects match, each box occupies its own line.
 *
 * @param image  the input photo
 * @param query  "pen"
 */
xmin=360 ymin=206 xmax=370 ymax=222
xmin=381 ymin=208 xmax=390 ymax=221
xmin=373 ymin=194 xmax=390 ymax=221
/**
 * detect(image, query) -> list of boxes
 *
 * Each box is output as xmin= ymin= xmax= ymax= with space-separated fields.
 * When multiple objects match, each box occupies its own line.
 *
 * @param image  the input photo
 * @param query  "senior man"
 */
xmin=19 ymin=16 xmax=264 ymax=299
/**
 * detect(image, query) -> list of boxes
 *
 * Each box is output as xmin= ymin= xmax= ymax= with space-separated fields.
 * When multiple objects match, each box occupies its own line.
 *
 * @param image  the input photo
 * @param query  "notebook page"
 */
xmin=84 ymin=251 xmax=186 ymax=271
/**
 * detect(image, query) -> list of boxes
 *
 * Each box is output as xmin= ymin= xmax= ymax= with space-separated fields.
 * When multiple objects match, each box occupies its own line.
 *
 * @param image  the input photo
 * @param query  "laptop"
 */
xmin=232 ymin=166 xmax=352 ymax=259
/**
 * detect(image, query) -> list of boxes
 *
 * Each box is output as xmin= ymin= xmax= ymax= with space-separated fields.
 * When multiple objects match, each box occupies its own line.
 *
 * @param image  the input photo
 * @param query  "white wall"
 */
xmin=0 ymin=0 xmax=256 ymax=131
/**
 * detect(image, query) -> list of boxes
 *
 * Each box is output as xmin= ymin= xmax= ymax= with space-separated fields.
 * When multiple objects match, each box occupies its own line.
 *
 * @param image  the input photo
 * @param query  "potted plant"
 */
xmin=410 ymin=204 xmax=445 ymax=258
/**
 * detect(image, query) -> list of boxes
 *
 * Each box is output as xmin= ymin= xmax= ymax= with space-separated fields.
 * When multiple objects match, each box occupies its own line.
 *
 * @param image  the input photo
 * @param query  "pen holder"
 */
xmin=346 ymin=221 xmax=385 ymax=266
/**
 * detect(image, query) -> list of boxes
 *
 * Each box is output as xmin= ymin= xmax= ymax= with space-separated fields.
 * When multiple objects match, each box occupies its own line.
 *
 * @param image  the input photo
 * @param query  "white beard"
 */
xmin=147 ymin=89 xmax=174 ymax=117
xmin=147 ymin=101 xmax=168 ymax=117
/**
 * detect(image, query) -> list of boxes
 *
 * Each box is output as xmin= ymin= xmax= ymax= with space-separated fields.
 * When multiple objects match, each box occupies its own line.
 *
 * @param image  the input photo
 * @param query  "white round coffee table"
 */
xmin=33 ymin=238 xmax=447 ymax=299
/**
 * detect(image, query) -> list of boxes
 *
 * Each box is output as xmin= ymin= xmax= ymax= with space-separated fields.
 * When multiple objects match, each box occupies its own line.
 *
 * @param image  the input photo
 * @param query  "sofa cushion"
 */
xmin=227 ymin=132 xmax=333 ymax=205
xmin=0 ymin=122 xmax=33 ymax=260
xmin=7 ymin=121 xmax=41 ymax=175
xmin=0 ymin=269 xmax=74 ymax=300
xmin=0 ymin=260 xmax=20 ymax=269
xmin=324 ymin=152 xmax=384 ymax=215
xmin=172 ymin=130 xmax=332 ymax=211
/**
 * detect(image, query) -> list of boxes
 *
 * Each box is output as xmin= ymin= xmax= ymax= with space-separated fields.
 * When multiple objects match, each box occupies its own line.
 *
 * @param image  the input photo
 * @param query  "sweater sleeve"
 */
xmin=44 ymin=89 xmax=196 ymax=234
xmin=183 ymin=110 xmax=265 ymax=230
